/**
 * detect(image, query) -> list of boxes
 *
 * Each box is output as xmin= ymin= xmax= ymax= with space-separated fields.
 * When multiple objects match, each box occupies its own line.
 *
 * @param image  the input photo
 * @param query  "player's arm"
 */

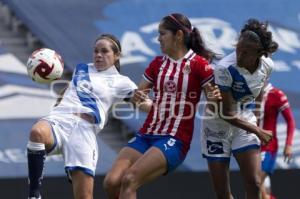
xmin=281 ymin=106 xmax=296 ymax=162
xmin=218 ymin=90 xmax=272 ymax=144
xmin=203 ymin=82 xmax=222 ymax=113
xmin=130 ymin=79 xmax=153 ymax=113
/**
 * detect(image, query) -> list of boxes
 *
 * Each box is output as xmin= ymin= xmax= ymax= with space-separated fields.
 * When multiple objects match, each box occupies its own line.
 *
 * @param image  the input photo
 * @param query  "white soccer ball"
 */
xmin=26 ymin=48 xmax=64 ymax=84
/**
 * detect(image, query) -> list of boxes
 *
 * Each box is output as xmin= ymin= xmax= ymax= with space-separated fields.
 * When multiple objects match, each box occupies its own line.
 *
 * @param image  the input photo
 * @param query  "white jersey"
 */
xmin=201 ymin=52 xmax=273 ymax=159
xmin=51 ymin=63 xmax=137 ymax=131
xmin=214 ymin=51 xmax=273 ymax=121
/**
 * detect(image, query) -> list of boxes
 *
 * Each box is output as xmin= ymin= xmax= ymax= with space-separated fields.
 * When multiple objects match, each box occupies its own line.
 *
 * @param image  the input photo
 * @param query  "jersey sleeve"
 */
xmin=276 ymin=90 xmax=290 ymax=112
xmin=263 ymin=57 xmax=274 ymax=81
xmin=200 ymin=63 xmax=214 ymax=87
xmin=143 ymin=58 xmax=159 ymax=83
xmin=281 ymin=107 xmax=296 ymax=146
xmin=214 ymin=65 xmax=232 ymax=91
xmin=118 ymin=77 xmax=138 ymax=101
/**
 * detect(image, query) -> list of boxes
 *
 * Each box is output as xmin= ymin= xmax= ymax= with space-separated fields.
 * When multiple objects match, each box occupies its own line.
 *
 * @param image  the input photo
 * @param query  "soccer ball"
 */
xmin=26 ymin=48 xmax=64 ymax=84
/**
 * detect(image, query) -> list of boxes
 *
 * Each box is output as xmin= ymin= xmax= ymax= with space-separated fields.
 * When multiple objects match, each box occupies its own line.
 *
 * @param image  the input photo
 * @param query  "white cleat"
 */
xmin=29 ymin=197 xmax=41 ymax=199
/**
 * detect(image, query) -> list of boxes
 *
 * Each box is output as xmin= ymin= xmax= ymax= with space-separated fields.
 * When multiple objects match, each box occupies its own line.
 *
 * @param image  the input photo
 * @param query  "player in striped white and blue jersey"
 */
xmin=26 ymin=34 xmax=137 ymax=199
xmin=201 ymin=19 xmax=279 ymax=199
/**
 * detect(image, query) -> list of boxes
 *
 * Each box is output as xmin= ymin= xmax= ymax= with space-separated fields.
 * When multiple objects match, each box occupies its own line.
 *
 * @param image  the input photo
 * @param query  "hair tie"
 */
xmin=169 ymin=14 xmax=192 ymax=33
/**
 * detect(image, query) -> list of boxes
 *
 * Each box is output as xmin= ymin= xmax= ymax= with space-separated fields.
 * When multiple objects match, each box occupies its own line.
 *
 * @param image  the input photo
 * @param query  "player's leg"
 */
xmin=119 ymin=136 xmax=186 ymax=199
xmin=71 ymin=171 xmax=94 ymax=199
xmin=261 ymin=174 xmax=271 ymax=199
xmin=119 ymin=147 xmax=167 ymax=199
xmin=104 ymin=134 xmax=148 ymax=199
xmin=27 ymin=120 xmax=55 ymax=199
xmin=103 ymin=147 xmax=143 ymax=199
xmin=201 ymin=122 xmax=233 ymax=199
xmin=207 ymin=161 xmax=233 ymax=199
xmin=234 ymin=149 xmax=261 ymax=199
xmin=64 ymin=117 xmax=99 ymax=199
xmin=261 ymin=151 xmax=277 ymax=199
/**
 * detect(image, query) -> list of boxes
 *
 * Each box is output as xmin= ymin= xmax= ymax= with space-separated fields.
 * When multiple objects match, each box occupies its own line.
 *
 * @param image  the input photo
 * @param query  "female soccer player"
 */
xmin=27 ymin=34 xmax=137 ymax=199
xmin=260 ymin=83 xmax=295 ymax=199
xmin=103 ymin=13 xmax=219 ymax=199
xmin=201 ymin=19 xmax=278 ymax=199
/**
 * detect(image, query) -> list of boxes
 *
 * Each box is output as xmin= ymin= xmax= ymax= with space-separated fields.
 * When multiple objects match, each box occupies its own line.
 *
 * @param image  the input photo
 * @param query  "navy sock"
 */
xmin=27 ymin=142 xmax=46 ymax=198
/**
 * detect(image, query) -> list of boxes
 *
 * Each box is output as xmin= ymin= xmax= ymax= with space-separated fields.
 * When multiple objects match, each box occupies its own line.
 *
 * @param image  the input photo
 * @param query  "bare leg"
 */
xmin=234 ymin=149 xmax=262 ymax=199
xmin=207 ymin=161 xmax=233 ymax=199
xmin=120 ymin=147 xmax=168 ymax=199
xmin=71 ymin=170 xmax=94 ymax=199
xmin=103 ymin=147 xmax=142 ymax=199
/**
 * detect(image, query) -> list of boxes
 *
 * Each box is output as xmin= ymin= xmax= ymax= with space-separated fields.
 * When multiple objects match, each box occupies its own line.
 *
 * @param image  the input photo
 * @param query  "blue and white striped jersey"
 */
xmin=215 ymin=52 xmax=273 ymax=106
xmin=51 ymin=63 xmax=137 ymax=131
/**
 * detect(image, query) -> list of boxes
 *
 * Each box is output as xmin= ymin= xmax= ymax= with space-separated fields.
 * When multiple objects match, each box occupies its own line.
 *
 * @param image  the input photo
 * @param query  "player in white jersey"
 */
xmin=201 ymin=19 xmax=279 ymax=199
xmin=27 ymin=34 xmax=137 ymax=199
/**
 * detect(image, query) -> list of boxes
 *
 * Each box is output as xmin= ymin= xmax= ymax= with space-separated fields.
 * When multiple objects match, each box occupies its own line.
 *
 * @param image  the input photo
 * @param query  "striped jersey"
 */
xmin=214 ymin=52 xmax=274 ymax=121
xmin=140 ymin=49 xmax=213 ymax=146
xmin=51 ymin=63 xmax=137 ymax=132
xmin=260 ymin=83 xmax=295 ymax=153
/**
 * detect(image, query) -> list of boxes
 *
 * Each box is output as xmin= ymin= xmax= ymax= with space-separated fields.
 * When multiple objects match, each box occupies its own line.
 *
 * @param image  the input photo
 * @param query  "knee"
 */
xmin=103 ymin=172 xmax=122 ymax=191
xmin=29 ymin=123 xmax=49 ymax=143
xmin=121 ymin=169 xmax=138 ymax=189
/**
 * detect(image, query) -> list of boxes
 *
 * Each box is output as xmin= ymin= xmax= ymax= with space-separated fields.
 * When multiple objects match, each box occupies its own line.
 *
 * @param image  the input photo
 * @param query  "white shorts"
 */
xmin=201 ymin=117 xmax=260 ymax=162
xmin=42 ymin=113 xmax=99 ymax=179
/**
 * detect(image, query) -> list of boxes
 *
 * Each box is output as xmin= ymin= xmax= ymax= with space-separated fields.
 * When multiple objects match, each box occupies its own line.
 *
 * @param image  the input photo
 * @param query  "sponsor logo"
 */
xmin=164 ymin=80 xmax=177 ymax=93
xmin=207 ymin=140 xmax=224 ymax=154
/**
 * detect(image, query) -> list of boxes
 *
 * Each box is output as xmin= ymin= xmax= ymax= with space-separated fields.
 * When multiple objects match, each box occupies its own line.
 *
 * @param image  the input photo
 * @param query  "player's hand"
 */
xmin=257 ymin=129 xmax=273 ymax=145
xmin=132 ymin=89 xmax=150 ymax=105
xmin=206 ymin=83 xmax=222 ymax=101
xmin=283 ymin=145 xmax=293 ymax=163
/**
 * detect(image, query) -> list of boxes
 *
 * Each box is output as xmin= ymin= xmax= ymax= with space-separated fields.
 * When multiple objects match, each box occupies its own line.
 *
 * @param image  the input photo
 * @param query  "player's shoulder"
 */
xmin=270 ymin=87 xmax=286 ymax=97
xmin=150 ymin=55 xmax=165 ymax=65
xmin=191 ymin=54 xmax=209 ymax=65
xmin=260 ymin=56 xmax=274 ymax=70
xmin=216 ymin=52 xmax=236 ymax=69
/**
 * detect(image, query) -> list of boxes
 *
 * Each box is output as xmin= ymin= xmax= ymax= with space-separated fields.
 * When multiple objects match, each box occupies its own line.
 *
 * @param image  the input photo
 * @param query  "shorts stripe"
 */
xmin=232 ymin=144 xmax=260 ymax=154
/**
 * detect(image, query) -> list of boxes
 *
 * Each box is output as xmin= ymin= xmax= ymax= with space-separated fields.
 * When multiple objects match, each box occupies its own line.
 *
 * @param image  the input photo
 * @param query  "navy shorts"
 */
xmin=127 ymin=133 xmax=188 ymax=173
xmin=261 ymin=151 xmax=277 ymax=175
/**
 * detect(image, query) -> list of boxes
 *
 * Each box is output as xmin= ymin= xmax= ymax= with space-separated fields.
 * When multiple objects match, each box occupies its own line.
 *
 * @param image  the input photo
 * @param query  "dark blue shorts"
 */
xmin=127 ymin=133 xmax=187 ymax=173
xmin=261 ymin=151 xmax=277 ymax=175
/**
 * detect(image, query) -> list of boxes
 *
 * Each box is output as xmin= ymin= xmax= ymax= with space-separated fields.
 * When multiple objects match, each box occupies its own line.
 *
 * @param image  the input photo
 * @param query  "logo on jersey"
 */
xmin=207 ymin=140 xmax=224 ymax=154
xmin=164 ymin=80 xmax=177 ymax=93
xmin=77 ymin=80 xmax=93 ymax=94
xmin=183 ymin=64 xmax=191 ymax=74
xmin=204 ymin=127 xmax=227 ymax=139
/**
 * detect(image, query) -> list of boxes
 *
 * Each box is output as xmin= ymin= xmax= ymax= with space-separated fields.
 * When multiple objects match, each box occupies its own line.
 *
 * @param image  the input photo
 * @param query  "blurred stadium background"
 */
xmin=0 ymin=0 xmax=299 ymax=198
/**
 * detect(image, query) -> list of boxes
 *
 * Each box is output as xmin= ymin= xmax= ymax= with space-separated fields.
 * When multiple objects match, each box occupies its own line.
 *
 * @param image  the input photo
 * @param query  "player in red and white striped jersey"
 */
xmin=104 ymin=13 xmax=220 ymax=199
xmin=260 ymin=83 xmax=296 ymax=199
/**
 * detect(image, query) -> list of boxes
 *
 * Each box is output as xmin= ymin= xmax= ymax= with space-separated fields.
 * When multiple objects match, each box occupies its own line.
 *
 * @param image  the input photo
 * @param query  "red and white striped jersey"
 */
xmin=140 ymin=49 xmax=213 ymax=146
xmin=260 ymin=83 xmax=295 ymax=153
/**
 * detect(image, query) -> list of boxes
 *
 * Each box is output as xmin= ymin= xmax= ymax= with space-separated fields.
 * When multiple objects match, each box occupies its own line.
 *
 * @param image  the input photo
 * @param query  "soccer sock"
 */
xmin=27 ymin=141 xmax=46 ymax=198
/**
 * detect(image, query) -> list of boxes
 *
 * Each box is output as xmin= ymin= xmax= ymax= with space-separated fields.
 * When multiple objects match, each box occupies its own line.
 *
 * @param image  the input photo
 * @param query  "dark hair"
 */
xmin=161 ymin=13 xmax=215 ymax=62
xmin=95 ymin=34 xmax=122 ymax=72
xmin=240 ymin=19 xmax=278 ymax=57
